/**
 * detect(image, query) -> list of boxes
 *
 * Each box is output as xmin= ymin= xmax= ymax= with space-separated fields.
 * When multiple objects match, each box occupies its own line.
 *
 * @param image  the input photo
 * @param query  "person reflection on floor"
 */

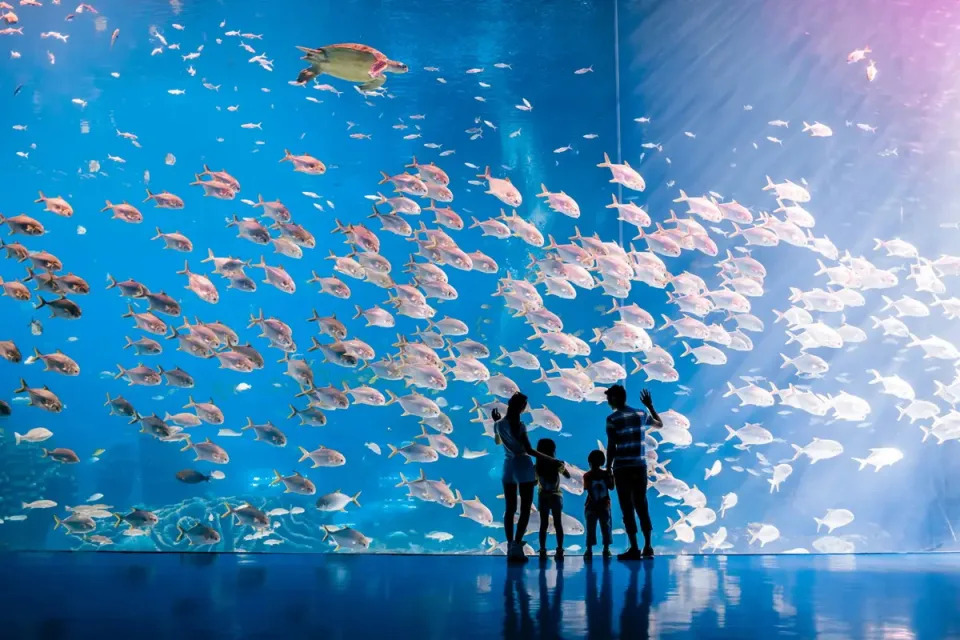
xmin=585 ymin=556 xmax=613 ymax=639
xmin=537 ymin=561 xmax=565 ymax=639
xmin=619 ymin=559 xmax=654 ymax=639
xmin=502 ymin=565 xmax=534 ymax=640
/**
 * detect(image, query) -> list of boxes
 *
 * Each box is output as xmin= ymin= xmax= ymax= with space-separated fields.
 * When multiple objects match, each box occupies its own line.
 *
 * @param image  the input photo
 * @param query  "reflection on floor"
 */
xmin=2 ymin=552 xmax=959 ymax=639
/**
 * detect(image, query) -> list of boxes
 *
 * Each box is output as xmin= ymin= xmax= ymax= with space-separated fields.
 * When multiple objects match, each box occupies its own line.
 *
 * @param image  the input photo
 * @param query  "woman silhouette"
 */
xmin=492 ymin=392 xmax=563 ymax=562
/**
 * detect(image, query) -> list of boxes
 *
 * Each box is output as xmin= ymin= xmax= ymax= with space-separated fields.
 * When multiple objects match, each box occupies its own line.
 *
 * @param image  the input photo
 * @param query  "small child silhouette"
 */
xmin=583 ymin=449 xmax=615 ymax=559
xmin=535 ymin=438 xmax=571 ymax=560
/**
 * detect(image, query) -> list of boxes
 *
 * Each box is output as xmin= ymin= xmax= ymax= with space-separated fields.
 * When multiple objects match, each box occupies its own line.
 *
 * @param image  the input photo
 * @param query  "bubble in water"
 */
xmin=80 ymin=120 xmax=90 ymax=134
xmin=94 ymin=17 xmax=107 ymax=32
xmin=165 ymin=153 xmax=176 ymax=166
xmin=88 ymin=159 xmax=100 ymax=172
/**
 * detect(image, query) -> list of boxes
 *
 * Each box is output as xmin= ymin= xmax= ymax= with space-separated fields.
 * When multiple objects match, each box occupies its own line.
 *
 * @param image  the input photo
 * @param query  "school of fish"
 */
xmin=0 ymin=3 xmax=951 ymax=555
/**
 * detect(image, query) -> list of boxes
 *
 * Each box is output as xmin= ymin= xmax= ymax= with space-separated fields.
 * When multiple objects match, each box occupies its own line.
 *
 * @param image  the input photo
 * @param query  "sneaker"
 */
xmin=538 ymin=548 xmax=547 ymax=559
xmin=617 ymin=547 xmax=643 ymax=561
xmin=556 ymin=548 xmax=564 ymax=561
xmin=602 ymin=547 xmax=612 ymax=559
xmin=641 ymin=545 xmax=655 ymax=558
xmin=583 ymin=549 xmax=593 ymax=560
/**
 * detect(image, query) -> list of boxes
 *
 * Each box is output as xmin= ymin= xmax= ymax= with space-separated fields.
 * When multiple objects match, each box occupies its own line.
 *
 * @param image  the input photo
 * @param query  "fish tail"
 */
xmin=405 ymin=155 xmax=418 ymax=169
xmin=680 ymin=341 xmax=693 ymax=358
xmin=814 ymin=517 xmax=823 ymax=532
xmin=378 ymin=171 xmax=391 ymax=185
xmin=35 ymin=296 xmax=48 ymax=310
xmin=220 ymin=502 xmax=232 ymax=518
xmin=35 ymin=190 xmax=45 ymax=203
xmin=387 ymin=444 xmax=398 ymax=458
xmin=298 ymin=446 xmax=310 ymax=462
xmin=778 ymin=353 xmax=792 ymax=369
xmin=596 ymin=153 xmax=611 ymax=168
xmin=280 ymin=149 xmax=292 ymax=162
xmin=351 ymin=491 xmax=362 ymax=507
xmin=723 ymin=425 xmax=737 ymax=441
xmin=175 ymin=260 xmax=189 ymax=276
xmin=113 ymin=513 xmax=124 ymax=528
xmin=722 ymin=382 xmax=737 ymax=398
xmin=53 ymin=514 xmax=62 ymax=530
xmin=270 ymin=470 xmax=283 ymax=486
xmin=143 ymin=188 xmax=154 ymax=202
xmin=852 ymin=457 xmax=867 ymax=471
xmin=175 ymin=524 xmax=185 ymax=543
xmin=763 ymin=175 xmax=775 ymax=191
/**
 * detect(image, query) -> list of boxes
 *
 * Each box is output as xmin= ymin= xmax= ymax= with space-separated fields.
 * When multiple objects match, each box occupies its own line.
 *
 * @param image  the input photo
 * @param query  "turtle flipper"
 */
xmin=297 ymin=67 xmax=319 ymax=84
xmin=369 ymin=59 xmax=388 ymax=78
xmin=358 ymin=76 xmax=387 ymax=92
xmin=297 ymin=46 xmax=329 ymax=64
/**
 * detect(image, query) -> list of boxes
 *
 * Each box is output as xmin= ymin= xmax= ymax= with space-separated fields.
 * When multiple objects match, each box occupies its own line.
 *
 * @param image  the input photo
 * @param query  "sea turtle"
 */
xmin=295 ymin=43 xmax=407 ymax=91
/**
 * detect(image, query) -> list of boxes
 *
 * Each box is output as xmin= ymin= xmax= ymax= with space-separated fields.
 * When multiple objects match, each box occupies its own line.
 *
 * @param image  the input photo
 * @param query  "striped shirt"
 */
xmin=606 ymin=406 xmax=652 ymax=469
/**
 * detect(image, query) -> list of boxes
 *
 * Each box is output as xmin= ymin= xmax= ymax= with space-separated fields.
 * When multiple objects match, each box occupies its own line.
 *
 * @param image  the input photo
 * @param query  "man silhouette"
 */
xmin=604 ymin=385 xmax=662 ymax=560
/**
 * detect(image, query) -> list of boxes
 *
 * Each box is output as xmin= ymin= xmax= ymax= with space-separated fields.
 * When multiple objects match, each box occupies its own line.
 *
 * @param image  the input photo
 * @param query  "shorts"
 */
xmin=538 ymin=492 xmax=563 ymax=512
xmin=502 ymin=455 xmax=535 ymax=485
xmin=586 ymin=508 xmax=612 ymax=547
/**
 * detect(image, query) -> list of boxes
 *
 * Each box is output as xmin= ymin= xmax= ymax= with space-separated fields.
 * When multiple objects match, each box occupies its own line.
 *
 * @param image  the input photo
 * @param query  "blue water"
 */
xmin=0 ymin=0 xmax=958 ymax=554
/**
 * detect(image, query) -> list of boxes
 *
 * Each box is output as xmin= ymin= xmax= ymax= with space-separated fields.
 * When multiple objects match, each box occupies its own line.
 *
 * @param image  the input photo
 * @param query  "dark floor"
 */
xmin=1 ymin=552 xmax=959 ymax=639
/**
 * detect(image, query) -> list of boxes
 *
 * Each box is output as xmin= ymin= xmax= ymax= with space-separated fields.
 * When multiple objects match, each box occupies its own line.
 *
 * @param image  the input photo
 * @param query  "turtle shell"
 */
xmin=298 ymin=43 xmax=387 ymax=83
